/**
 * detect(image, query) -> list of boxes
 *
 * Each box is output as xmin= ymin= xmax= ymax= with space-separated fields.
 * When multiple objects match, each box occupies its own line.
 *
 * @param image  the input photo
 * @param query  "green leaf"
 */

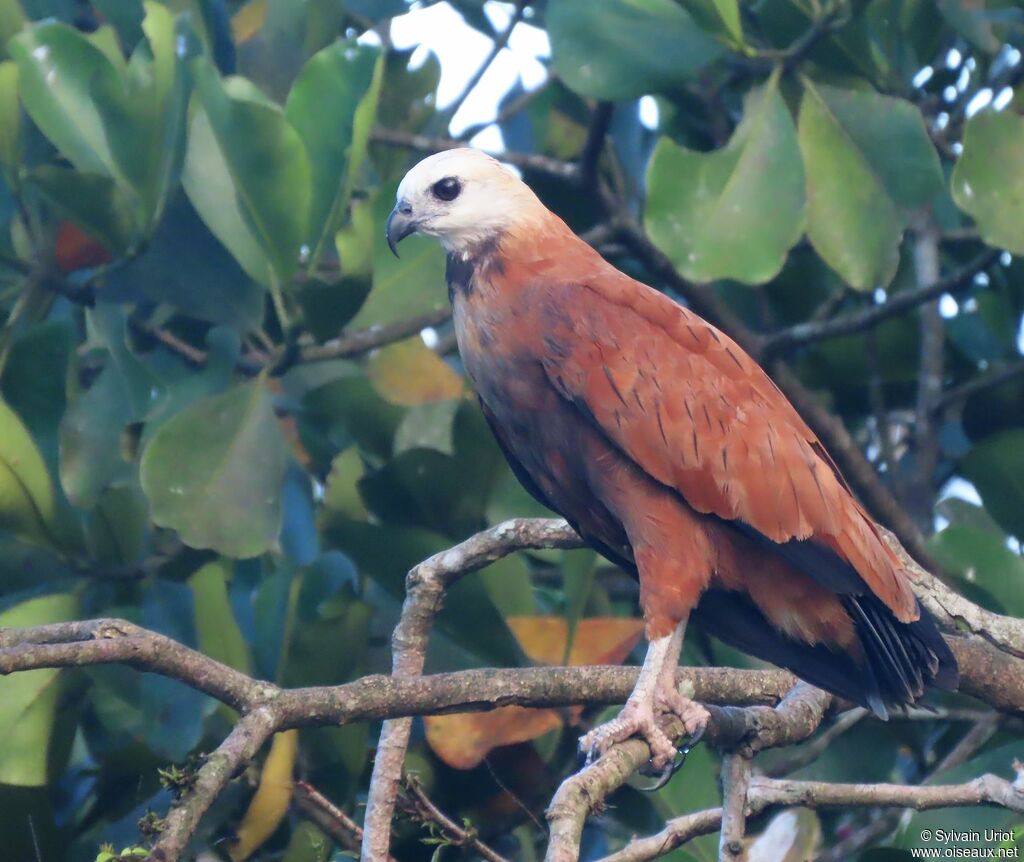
xmin=562 ymin=548 xmax=597 ymax=649
xmin=285 ymin=40 xmax=382 ymax=263
xmin=29 ymin=166 xmax=136 ymax=254
xmin=190 ymin=60 xmax=311 ymax=282
xmin=104 ymin=193 xmax=266 ymax=330
xmin=94 ymin=1 xmax=190 ymax=232
xmin=0 ymin=61 xmax=18 ymax=170
xmin=84 ymin=482 xmax=150 ymax=565
xmin=323 ymin=518 xmax=524 ymax=667
xmin=0 ymin=320 xmax=74 ymax=471
xmin=8 ymin=21 xmax=119 ymax=175
xmin=140 ymin=380 xmax=289 ymax=557
xmin=189 ymin=560 xmax=252 ymax=673
xmin=0 ymin=593 xmax=77 ymax=786
xmin=0 ymin=0 xmax=25 ymax=54
xmin=349 ymin=188 xmax=446 ymax=328
xmin=182 ymin=92 xmax=273 ymax=285
xmin=798 ymin=80 xmax=942 ymax=290
xmin=951 ymin=109 xmax=1024 ymax=256
xmin=645 ymin=72 xmax=804 ymax=284
xmin=478 ymin=554 xmax=535 ymax=618
xmin=547 ymin=0 xmax=724 ymax=100
xmin=0 ymin=397 xmax=58 ymax=547
xmin=928 ymin=524 xmax=1024 ymax=616
xmin=712 ymin=0 xmax=742 ymax=41
xmin=960 ymin=429 xmax=1024 ymax=539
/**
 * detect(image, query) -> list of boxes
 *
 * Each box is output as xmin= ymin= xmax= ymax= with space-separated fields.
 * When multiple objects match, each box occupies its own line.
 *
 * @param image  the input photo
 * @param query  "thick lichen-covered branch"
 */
xmin=2 ymin=519 xmax=1023 ymax=862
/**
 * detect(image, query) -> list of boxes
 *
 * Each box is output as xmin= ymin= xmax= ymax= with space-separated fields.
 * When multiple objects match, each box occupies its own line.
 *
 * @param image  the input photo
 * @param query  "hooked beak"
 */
xmin=386 ymin=202 xmax=417 ymax=258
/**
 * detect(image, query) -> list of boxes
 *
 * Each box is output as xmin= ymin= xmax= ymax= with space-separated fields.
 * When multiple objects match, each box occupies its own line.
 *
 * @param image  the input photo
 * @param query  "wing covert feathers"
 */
xmin=471 ymin=217 xmax=956 ymax=714
xmin=535 ymin=265 xmax=918 ymax=623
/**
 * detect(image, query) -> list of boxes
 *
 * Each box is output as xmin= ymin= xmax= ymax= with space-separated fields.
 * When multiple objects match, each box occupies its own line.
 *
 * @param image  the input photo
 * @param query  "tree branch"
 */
xmin=934 ymin=355 xmax=1024 ymax=413
xmin=543 ymin=684 xmax=832 ymax=862
xmin=370 ymin=128 xmax=579 ymax=180
xmin=443 ymin=1 xmax=524 ymax=127
xmin=360 ymin=518 xmax=582 ymax=861
xmin=761 ymin=248 xmax=1000 ymax=358
xmin=150 ymin=708 xmax=277 ymax=862
xmin=718 ymin=753 xmax=752 ymax=859
xmin=294 ymin=780 xmax=397 ymax=861
xmin=597 ymin=771 xmax=1024 ymax=862
xmin=2 ymin=520 xmax=1023 ymax=861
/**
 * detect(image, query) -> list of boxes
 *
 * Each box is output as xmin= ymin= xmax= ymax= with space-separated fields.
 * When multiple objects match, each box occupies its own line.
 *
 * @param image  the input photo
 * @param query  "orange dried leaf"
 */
xmin=424 ymin=616 xmax=643 ymax=769
xmin=424 ymin=706 xmax=562 ymax=770
xmin=506 ymin=616 xmax=644 ymax=666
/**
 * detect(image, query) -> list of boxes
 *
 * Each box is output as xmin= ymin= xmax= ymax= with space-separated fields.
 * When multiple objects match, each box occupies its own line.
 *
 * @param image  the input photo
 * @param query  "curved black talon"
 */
xmin=628 ymin=730 xmax=705 ymax=793
xmin=577 ymin=742 xmax=599 ymax=771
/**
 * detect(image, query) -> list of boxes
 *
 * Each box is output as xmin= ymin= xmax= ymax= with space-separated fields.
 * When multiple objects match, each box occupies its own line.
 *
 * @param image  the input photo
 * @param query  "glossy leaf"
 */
xmin=960 ymin=430 xmax=1024 ymax=540
xmin=798 ymin=80 xmax=942 ymax=290
xmin=0 ymin=397 xmax=58 ymax=547
xmin=189 ymin=560 xmax=252 ymax=673
xmin=0 ymin=60 xmax=18 ymax=169
xmin=140 ymin=380 xmax=289 ymax=557
xmin=103 ymin=192 xmax=266 ymax=329
xmin=0 ymin=593 xmax=77 ymax=786
xmin=182 ymin=88 xmax=273 ymax=285
xmin=285 ymin=41 xmax=383 ymax=261
xmin=190 ymin=60 xmax=311 ymax=282
xmin=951 ymin=109 xmax=1024 ymax=255
xmin=348 ymin=188 xmax=447 ymax=328
xmin=928 ymin=524 xmax=1024 ymax=616
xmin=646 ymin=72 xmax=804 ymax=284
xmin=547 ymin=0 xmax=723 ymax=100
xmin=30 ymin=166 xmax=136 ymax=254
xmin=84 ymin=483 xmax=149 ymax=566
xmin=8 ymin=21 xmax=118 ymax=175
xmin=98 ymin=1 xmax=190 ymax=231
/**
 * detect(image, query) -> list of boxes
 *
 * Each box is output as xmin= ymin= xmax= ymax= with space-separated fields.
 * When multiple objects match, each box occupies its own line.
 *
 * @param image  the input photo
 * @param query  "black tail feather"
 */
xmin=693 ymin=589 xmax=957 ymax=717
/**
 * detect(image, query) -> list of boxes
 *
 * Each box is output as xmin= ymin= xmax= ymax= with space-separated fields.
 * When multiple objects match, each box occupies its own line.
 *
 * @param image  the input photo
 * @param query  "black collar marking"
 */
xmin=445 ymin=236 xmax=504 ymax=302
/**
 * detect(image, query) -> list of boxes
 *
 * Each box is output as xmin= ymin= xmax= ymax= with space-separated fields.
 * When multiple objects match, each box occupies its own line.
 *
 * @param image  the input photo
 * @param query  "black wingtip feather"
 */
xmin=693 ymin=589 xmax=958 ymax=716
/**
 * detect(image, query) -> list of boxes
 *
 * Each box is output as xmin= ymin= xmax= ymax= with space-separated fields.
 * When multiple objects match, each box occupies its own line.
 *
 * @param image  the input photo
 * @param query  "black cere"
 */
xmin=432 ymin=176 xmax=462 ymax=201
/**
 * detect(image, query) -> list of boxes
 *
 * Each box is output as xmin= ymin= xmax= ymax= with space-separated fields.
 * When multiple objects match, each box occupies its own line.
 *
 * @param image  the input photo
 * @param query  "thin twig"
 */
xmin=150 ymin=708 xmax=278 ymax=862
xmin=294 ymin=780 xmax=400 ymax=862
xmin=401 ymin=773 xmax=511 ymax=862
xmin=761 ymin=248 xmax=1000 ymax=358
xmin=444 ymin=1 xmax=525 ymax=126
xmin=934 ymin=356 xmax=1024 ymax=413
xmin=578 ymin=102 xmax=615 ymax=188
xmin=370 ymin=128 xmax=579 ymax=180
xmin=762 ymin=707 xmax=868 ymax=778
xmin=910 ymin=221 xmax=944 ymax=529
xmin=457 ymin=76 xmax=554 ymax=142
xmin=360 ymin=518 xmax=582 ymax=862
xmin=598 ymin=771 xmax=1024 ymax=862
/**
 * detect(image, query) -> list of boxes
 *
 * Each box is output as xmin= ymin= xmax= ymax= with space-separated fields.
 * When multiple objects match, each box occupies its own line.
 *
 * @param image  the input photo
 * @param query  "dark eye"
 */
xmin=431 ymin=176 xmax=462 ymax=202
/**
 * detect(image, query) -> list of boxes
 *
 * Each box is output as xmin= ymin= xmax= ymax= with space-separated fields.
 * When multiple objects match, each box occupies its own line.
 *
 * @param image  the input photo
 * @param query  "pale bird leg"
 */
xmin=578 ymin=621 xmax=709 ymax=771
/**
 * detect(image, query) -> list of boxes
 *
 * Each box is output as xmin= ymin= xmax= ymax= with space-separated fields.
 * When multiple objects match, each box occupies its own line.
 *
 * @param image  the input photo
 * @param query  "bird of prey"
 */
xmin=386 ymin=148 xmax=958 ymax=772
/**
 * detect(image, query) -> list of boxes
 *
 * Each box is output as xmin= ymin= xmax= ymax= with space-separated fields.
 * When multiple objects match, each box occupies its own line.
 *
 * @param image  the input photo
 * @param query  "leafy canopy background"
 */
xmin=0 ymin=0 xmax=1022 ymax=860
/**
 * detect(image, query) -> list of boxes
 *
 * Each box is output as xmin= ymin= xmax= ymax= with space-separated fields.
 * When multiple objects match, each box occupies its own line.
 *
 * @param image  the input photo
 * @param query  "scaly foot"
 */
xmin=579 ymin=622 xmax=709 ymax=774
xmin=579 ymin=693 xmax=678 ymax=769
